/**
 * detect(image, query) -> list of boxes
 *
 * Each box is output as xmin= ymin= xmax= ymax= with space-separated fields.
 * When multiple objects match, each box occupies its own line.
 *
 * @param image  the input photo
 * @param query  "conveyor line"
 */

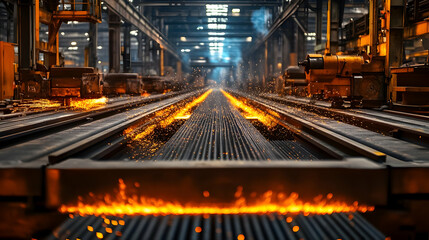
xmin=48 ymin=213 xmax=385 ymax=240
xmin=153 ymin=89 xmax=315 ymax=160
xmin=237 ymin=90 xmax=429 ymax=163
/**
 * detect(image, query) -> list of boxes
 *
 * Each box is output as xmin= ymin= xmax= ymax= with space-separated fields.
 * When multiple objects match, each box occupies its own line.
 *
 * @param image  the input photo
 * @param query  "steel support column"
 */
xmin=326 ymin=0 xmax=339 ymax=54
xmin=87 ymin=22 xmax=98 ymax=68
xmin=17 ymin=0 xmax=36 ymax=71
xmin=385 ymin=0 xmax=405 ymax=102
xmin=369 ymin=0 xmax=378 ymax=55
xmin=123 ymin=23 xmax=131 ymax=73
xmin=160 ymin=47 xmax=164 ymax=76
xmin=316 ymin=0 xmax=322 ymax=46
xmin=109 ymin=11 xmax=121 ymax=73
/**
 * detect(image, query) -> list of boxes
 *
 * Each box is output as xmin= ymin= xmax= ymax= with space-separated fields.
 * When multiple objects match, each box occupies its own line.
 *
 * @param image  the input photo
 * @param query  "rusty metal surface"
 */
xmin=46 ymin=158 xmax=387 ymax=208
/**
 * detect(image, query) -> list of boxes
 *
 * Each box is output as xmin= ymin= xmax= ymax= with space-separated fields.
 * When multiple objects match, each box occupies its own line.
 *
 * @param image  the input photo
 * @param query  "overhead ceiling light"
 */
xmin=246 ymin=36 xmax=252 ymax=42
xmin=232 ymin=8 xmax=240 ymax=16
xmin=200 ymin=43 xmax=205 ymax=45
xmin=71 ymin=41 xmax=77 ymax=46
xmin=180 ymin=36 xmax=187 ymax=41
xmin=97 ymin=46 xmax=103 ymax=49
xmin=181 ymin=49 xmax=191 ymax=52
xmin=208 ymin=24 xmax=227 ymax=30
xmin=197 ymin=26 xmax=204 ymax=30
xmin=208 ymin=32 xmax=225 ymax=36
xmin=194 ymin=46 xmax=200 ymax=49
xmin=208 ymin=37 xmax=225 ymax=41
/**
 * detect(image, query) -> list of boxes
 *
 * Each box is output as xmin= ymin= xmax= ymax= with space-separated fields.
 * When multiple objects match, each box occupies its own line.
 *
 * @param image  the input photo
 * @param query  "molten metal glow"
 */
xmin=70 ymin=97 xmax=107 ymax=110
xmin=59 ymin=179 xmax=374 ymax=216
xmin=131 ymin=89 xmax=213 ymax=140
xmin=25 ymin=99 xmax=62 ymax=108
xmin=221 ymin=90 xmax=278 ymax=128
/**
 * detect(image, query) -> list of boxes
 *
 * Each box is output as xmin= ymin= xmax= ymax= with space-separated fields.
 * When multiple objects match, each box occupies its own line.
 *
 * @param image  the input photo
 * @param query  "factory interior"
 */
xmin=0 ymin=0 xmax=429 ymax=239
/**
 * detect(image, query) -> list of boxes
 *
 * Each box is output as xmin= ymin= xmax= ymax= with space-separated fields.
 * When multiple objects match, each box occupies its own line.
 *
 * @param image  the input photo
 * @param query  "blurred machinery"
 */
xmin=103 ymin=73 xmax=142 ymax=95
xmin=17 ymin=0 xmax=101 ymax=99
xmin=298 ymin=54 xmax=385 ymax=107
xmin=50 ymin=67 xmax=101 ymax=98
xmin=281 ymin=66 xmax=307 ymax=97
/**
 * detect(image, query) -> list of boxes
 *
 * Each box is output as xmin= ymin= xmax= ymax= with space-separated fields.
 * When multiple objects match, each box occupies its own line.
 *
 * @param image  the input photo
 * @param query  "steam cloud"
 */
xmin=251 ymin=8 xmax=271 ymax=35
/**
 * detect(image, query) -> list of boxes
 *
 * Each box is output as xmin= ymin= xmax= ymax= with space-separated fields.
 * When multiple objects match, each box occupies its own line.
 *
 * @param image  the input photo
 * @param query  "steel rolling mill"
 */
xmin=0 ymin=0 xmax=429 ymax=239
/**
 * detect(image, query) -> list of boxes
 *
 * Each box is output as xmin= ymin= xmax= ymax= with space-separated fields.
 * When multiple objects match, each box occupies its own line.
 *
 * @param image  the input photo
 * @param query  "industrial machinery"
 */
xmin=391 ymin=65 xmax=429 ymax=107
xmin=50 ymin=67 xmax=99 ymax=98
xmin=299 ymin=54 xmax=385 ymax=107
xmin=281 ymin=66 xmax=308 ymax=97
xmin=103 ymin=73 xmax=143 ymax=95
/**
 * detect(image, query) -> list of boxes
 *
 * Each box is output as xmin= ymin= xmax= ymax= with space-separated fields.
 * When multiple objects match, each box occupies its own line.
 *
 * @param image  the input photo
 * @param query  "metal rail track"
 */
xmin=260 ymin=93 xmax=429 ymax=147
xmin=152 ymin=89 xmax=316 ymax=161
xmin=230 ymin=90 xmax=429 ymax=163
xmin=0 ymin=91 xmax=186 ymax=145
xmin=48 ymin=213 xmax=385 ymax=240
xmin=0 ymin=90 xmax=203 ymax=165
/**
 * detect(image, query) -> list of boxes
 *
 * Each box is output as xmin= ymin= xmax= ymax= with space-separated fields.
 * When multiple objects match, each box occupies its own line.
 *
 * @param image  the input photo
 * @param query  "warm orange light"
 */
xmin=131 ymin=89 xmax=212 ymax=141
xmin=96 ymin=232 xmax=103 ymax=239
xmin=111 ymin=220 xmax=118 ymax=225
xmin=195 ymin=226 xmax=202 ymax=233
xmin=119 ymin=220 xmax=125 ymax=225
xmin=293 ymin=226 xmax=299 ymax=232
xmin=87 ymin=226 xmax=94 ymax=232
xmin=106 ymin=227 xmax=112 ymax=233
xmin=25 ymin=99 xmax=61 ymax=108
xmin=221 ymin=90 xmax=278 ymax=128
xmin=238 ymin=234 xmax=245 ymax=240
xmin=70 ymin=97 xmax=107 ymax=110
xmin=104 ymin=218 xmax=110 ymax=224
xmin=59 ymin=179 xmax=375 ymax=217
xmin=286 ymin=217 xmax=293 ymax=223
xmin=203 ymin=191 xmax=210 ymax=198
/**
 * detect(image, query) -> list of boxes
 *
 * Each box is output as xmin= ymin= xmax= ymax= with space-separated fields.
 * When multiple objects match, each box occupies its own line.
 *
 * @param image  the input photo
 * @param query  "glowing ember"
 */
xmin=131 ymin=89 xmax=213 ymax=141
xmin=59 ymin=179 xmax=374 ymax=216
xmin=221 ymin=90 xmax=278 ymax=128
xmin=69 ymin=97 xmax=108 ymax=110
xmin=24 ymin=99 xmax=62 ymax=108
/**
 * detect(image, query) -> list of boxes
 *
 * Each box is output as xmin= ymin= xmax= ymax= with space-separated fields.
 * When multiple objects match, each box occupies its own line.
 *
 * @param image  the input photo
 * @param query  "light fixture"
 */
xmin=180 ymin=36 xmax=187 ymax=41
xmin=71 ymin=41 xmax=77 ymax=46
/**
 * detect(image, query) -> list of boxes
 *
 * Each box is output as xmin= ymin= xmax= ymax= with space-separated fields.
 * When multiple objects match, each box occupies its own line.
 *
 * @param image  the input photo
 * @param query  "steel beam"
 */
xmin=17 ymin=0 xmax=36 ymax=70
xmin=103 ymin=0 xmax=179 ymax=60
xmin=123 ymin=23 xmax=132 ymax=73
xmin=108 ymin=11 xmax=121 ymax=73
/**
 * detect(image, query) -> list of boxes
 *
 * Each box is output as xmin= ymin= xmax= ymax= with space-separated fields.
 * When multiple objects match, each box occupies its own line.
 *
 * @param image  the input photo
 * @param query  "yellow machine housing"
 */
xmin=299 ymin=54 xmax=385 ymax=107
xmin=301 ymin=54 xmax=365 ymax=99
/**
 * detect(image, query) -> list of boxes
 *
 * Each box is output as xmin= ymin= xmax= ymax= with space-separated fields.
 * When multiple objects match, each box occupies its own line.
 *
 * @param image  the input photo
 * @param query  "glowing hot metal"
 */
xmin=59 ymin=179 xmax=374 ymax=216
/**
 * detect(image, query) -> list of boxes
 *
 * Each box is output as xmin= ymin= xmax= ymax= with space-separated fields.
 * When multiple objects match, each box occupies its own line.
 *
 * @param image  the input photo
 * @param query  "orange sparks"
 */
xmin=87 ymin=226 xmax=94 ymax=232
xmin=96 ymin=232 xmax=103 ymax=239
xmin=131 ymin=89 xmax=212 ymax=141
xmin=59 ymin=179 xmax=374 ymax=217
xmin=25 ymin=99 xmax=62 ymax=109
xmin=221 ymin=90 xmax=278 ymax=128
xmin=106 ymin=227 xmax=112 ymax=233
xmin=203 ymin=191 xmax=210 ymax=198
xmin=293 ymin=226 xmax=300 ymax=232
xmin=237 ymin=234 xmax=245 ymax=240
xmin=69 ymin=97 xmax=107 ymax=110
xmin=195 ymin=226 xmax=202 ymax=233
xmin=286 ymin=217 xmax=293 ymax=223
